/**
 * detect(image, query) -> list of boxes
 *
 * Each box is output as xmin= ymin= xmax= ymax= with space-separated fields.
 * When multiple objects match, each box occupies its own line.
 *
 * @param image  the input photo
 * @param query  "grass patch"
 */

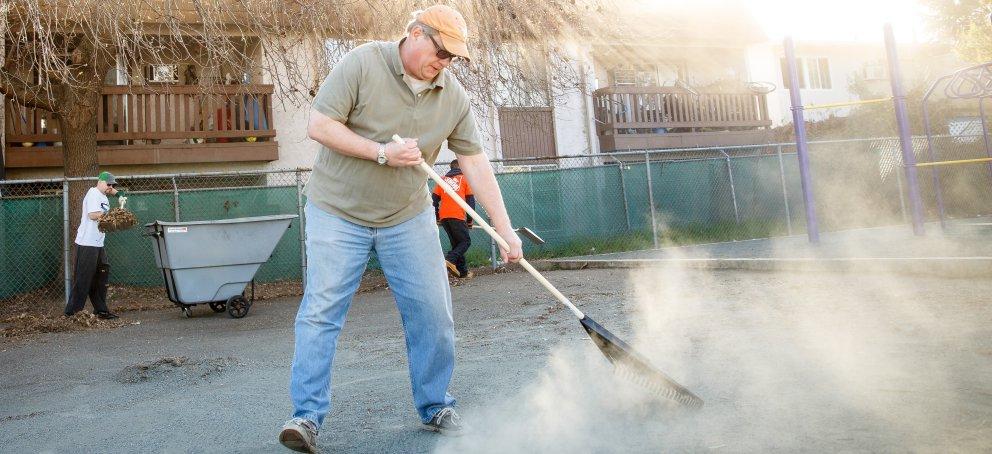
xmin=464 ymin=219 xmax=794 ymax=266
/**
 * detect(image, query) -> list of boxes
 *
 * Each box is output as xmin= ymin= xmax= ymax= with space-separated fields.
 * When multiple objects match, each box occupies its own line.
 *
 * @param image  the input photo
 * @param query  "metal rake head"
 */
xmin=580 ymin=316 xmax=704 ymax=409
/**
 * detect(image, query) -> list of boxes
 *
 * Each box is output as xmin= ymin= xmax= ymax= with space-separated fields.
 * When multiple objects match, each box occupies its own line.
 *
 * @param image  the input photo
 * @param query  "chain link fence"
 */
xmin=0 ymin=170 xmax=307 ymax=310
xmin=0 ymin=179 xmax=65 ymax=306
xmin=803 ymin=134 xmax=992 ymax=231
xmin=915 ymin=134 xmax=992 ymax=223
xmin=3 ymin=134 xmax=991 ymax=308
xmin=449 ymin=144 xmax=801 ymax=266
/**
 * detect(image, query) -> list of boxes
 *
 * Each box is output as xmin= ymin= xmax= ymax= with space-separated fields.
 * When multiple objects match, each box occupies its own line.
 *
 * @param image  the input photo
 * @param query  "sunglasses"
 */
xmin=427 ymin=34 xmax=461 ymax=63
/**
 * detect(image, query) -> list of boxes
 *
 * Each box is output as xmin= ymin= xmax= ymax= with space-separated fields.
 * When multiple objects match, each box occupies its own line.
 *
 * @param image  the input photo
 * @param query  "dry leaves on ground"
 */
xmin=0 ymin=312 xmax=133 ymax=339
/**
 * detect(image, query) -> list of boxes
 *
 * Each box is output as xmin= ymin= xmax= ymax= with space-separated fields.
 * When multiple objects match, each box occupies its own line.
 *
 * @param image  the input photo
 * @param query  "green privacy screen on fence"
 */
xmin=455 ymin=153 xmax=803 ymax=263
xmin=0 ymin=196 xmax=63 ymax=300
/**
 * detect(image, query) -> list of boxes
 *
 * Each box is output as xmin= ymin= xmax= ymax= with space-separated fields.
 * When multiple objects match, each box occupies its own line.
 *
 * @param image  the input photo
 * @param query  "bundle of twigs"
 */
xmin=98 ymin=196 xmax=137 ymax=233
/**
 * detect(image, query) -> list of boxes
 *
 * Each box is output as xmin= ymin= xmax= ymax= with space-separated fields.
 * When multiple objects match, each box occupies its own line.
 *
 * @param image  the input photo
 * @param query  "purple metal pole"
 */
xmin=885 ymin=24 xmax=926 ymax=236
xmin=978 ymin=98 xmax=992 ymax=180
xmin=922 ymin=93 xmax=948 ymax=229
xmin=784 ymin=36 xmax=819 ymax=243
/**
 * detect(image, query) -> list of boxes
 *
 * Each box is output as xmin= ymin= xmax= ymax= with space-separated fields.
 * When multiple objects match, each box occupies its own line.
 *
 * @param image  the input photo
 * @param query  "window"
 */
xmin=809 ymin=57 xmax=832 ymax=89
xmin=780 ymin=57 xmax=832 ymax=90
xmin=145 ymin=64 xmax=179 ymax=83
xmin=610 ymin=65 xmax=658 ymax=86
xmin=611 ymin=67 xmax=637 ymax=85
xmin=780 ymin=57 xmax=804 ymax=89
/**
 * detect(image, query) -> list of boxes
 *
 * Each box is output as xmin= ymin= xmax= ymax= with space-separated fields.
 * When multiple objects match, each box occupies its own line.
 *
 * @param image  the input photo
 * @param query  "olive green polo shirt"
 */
xmin=305 ymin=40 xmax=483 ymax=227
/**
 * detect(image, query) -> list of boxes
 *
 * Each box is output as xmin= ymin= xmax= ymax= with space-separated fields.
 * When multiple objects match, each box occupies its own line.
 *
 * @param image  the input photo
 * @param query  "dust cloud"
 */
xmin=438 ymin=134 xmax=992 ymax=452
xmin=437 ymin=246 xmax=991 ymax=452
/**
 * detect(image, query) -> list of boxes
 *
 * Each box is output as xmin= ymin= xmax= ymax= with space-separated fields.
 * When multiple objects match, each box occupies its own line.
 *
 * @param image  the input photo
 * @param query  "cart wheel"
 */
xmin=181 ymin=306 xmax=192 ymax=318
xmin=227 ymin=295 xmax=250 ymax=319
xmin=209 ymin=301 xmax=227 ymax=313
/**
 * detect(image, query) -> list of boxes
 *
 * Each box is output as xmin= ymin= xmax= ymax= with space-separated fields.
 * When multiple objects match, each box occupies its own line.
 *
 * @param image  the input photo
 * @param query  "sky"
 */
xmin=639 ymin=0 xmax=934 ymax=43
xmin=745 ymin=0 xmax=932 ymax=43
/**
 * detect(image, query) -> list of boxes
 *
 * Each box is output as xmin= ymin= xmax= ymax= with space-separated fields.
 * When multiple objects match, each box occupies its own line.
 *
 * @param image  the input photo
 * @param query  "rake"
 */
xmin=395 ymin=135 xmax=703 ymax=409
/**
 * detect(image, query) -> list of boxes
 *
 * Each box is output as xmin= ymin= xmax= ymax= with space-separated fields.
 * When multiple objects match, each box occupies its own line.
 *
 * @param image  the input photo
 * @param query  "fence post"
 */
xmin=490 ymin=239 xmax=499 ymax=270
xmin=885 ymin=24 xmax=926 ymax=235
xmin=296 ymin=170 xmax=307 ymax=289
xmin=617 ymin=161 xmax=631 ymax=231
xmin=776 ymin=145 xmax=794 ymax=235
xmin=721 ymin=150 xmax=741 ymax=224
xmin=171 ymin=176 xmax=181 ymax=221
xmin=895 ymin=163 xmax=908 ymax=222
xmin=62 ymin=179 xmax=71 ymax=306
xmin=785 ymin=36 xmax=820 ymax=243
xmin=645 ymin=151 xmax=659 ymax=249
xmin=528 ymin=167 xmax=537 ymax=228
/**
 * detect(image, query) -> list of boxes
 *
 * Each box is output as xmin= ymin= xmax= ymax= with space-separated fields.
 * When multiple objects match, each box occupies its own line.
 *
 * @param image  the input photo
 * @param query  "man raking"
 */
xmin=279 ymin=5 xmax=523 ymax=453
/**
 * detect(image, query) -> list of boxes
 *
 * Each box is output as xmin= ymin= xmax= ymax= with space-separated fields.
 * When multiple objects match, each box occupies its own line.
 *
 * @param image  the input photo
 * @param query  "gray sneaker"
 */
xmin=422 ymin=407 xmax=466 ymax=436
xmin=279 ymin=417 xmax=318 ymax=453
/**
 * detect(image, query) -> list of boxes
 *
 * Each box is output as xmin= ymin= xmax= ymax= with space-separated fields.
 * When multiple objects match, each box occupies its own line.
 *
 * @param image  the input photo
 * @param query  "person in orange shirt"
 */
xmin=432 ymin=160 xmax=475 ymax=278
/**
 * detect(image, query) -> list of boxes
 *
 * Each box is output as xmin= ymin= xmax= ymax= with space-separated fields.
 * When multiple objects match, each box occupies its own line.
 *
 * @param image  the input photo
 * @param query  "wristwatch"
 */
xmin=376 ymin=143 xmax=388 ymax=166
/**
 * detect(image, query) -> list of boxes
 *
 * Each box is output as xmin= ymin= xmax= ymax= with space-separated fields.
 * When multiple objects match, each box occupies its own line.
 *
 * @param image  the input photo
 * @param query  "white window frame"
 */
xmin=805 ymin=57 xmax=831 ymax=90
xmin=781 ymin=56 xmax=832 ymax=90
xmin=146 ymin=64 xmax=179 ymax=84
xmin=611 ymin=64 xmax=659 ymax=87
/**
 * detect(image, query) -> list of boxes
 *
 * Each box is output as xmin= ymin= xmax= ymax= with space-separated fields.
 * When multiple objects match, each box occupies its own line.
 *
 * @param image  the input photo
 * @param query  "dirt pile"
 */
xmin=115 ymin=356 xmax=243 ymax=384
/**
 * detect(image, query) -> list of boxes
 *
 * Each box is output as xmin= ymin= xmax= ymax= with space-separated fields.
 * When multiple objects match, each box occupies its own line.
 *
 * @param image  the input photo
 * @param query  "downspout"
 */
xmin=0 ymin=3 xmax=6 ymax=181
xmin=1 ymin=136 xmax=6 ymax=181
xmin=578 ymin=47 xmax=595 ymax=155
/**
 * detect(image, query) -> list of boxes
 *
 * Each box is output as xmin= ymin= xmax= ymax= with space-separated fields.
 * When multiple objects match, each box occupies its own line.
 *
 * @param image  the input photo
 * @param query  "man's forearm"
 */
xmin=458 ymin=155 xmax=512 ymax=230
xmin=308 ymin=111 xmax=378 ymax=161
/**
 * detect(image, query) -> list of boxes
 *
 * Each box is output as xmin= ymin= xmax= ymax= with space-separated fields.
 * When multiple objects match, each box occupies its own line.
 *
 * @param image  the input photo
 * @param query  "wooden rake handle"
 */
xmin=391 ymin=134 xmax=585 ymax=320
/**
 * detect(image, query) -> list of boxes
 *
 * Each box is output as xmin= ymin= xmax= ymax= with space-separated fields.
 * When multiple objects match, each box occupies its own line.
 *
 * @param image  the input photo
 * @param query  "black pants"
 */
xmin=65 ymin=245 xmax=110 ymax=315
xmin=440 ymin=219 xmax=471 ymax=276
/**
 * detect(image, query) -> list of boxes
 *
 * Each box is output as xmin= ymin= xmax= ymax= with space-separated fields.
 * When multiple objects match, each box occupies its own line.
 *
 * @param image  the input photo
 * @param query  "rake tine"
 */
xmin=581 ymin=316 xmax=703 ymax=409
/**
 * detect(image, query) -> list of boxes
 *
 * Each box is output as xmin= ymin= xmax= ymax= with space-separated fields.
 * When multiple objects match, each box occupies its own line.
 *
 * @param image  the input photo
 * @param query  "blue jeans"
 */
xmin=290 ymin=202 xmax=456 ymax=427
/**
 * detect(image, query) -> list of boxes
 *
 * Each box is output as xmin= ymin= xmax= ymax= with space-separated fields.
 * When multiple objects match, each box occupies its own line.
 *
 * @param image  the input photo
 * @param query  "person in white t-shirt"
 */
xmin=64 ymin=171 xmax=120 ymax=319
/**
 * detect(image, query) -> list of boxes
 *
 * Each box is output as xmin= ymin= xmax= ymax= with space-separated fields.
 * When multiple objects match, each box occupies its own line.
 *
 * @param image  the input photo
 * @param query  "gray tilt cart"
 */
xmin=144 ymin=214 xmax=298 ymax=318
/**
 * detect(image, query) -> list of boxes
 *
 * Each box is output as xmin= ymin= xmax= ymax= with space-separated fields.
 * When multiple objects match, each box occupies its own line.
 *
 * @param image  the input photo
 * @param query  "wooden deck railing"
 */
xmin=592 ymin=86 xmax=773 ymax=150
xmin=5 ymin=84 xmax=275 ymax=146
xmin=593 ymin=86 xmax=771 ymax=132
xmin=4 ymin=84 xmax=278 ymax=168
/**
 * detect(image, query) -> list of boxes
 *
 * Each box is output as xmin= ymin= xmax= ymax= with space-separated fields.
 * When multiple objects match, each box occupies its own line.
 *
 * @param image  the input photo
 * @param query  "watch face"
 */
xmin=377 ymin=154 xmax=387 ymax=165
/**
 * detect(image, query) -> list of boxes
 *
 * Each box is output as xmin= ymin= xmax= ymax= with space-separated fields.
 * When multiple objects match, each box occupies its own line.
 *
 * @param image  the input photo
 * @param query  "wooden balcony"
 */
xmin=593 ymin=86 xmax=772 ymax=151
xmin=4 ymin=84 xmax=278 ymax=168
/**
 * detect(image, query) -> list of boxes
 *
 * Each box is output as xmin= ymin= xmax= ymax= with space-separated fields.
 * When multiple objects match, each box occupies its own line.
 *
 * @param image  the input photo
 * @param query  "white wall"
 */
xmin=747 ymin=43 xmax=874 ymax=125
xmin=260 ymin=38 xmax=329 ymax=171
xmin=551 ymin=43 xmax=598 ymax=157
xmin=746 ymin=41 xmax=957 ymax=126
xmin=745 ymin=44 xmax=788 ymax=126
xmin=340 ymin=40 xmax=599 ymax=166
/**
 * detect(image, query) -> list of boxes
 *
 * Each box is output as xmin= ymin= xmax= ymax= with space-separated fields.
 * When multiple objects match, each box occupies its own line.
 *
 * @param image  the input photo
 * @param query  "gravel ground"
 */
xmin=1 ymin=266 xmax=990 ymax=453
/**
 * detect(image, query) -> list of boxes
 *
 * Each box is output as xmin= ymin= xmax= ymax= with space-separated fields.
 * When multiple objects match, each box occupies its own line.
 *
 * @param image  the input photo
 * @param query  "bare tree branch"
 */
xmin=0 ymin=66 xmax=56 ymax=111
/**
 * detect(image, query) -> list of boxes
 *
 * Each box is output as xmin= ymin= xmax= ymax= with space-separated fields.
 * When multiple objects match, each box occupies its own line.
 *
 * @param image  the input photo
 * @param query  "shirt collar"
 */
xmin=391 ymin=38 xmax=446 ymax=90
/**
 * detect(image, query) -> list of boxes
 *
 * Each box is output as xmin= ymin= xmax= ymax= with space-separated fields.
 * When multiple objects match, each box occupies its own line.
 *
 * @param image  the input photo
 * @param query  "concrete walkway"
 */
xmin=550 ymin=221 xmax=992 ymax=277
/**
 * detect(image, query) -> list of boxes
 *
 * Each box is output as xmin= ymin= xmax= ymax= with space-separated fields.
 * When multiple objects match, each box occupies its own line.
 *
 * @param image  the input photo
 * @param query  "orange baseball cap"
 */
xmin=416 ymin=5 xmax=471 ymax=61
